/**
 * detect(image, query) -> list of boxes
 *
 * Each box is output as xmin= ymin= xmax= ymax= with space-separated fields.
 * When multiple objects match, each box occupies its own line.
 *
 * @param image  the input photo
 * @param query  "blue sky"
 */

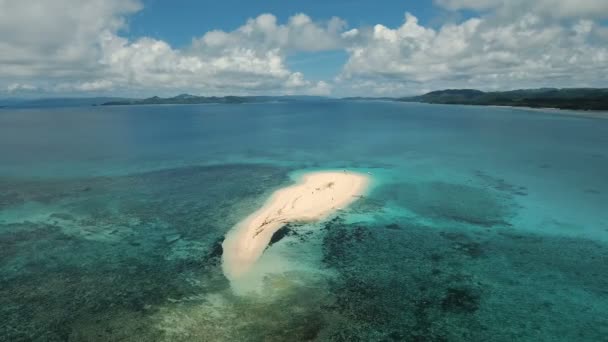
xmin=1 ymin=0 xmax=607 ymax=97
xmin=126 ymin=0 xmax=452 ymax=83
xmin=128 ymin=1 xmax=442 ymax=46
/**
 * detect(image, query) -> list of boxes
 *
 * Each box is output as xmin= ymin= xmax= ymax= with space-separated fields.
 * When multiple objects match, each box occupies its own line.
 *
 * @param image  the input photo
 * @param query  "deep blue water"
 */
xmin=1 ymin=101 xmax=607 ymax=341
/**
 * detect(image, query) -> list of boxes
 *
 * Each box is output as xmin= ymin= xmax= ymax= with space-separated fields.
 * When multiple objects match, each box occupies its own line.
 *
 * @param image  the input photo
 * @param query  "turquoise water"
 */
xmin=1 ymin=101 xmax=607 ymax=341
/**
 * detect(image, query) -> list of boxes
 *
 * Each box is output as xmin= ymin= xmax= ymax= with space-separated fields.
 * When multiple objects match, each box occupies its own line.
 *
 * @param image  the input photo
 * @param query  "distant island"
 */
xmin=105 ymin=88 xmax=608 ymax=111
xmin=102 ymin=94 xmax=251 ymax=105
xmin=397 ymin=88 xmax=608 ymax=111
xmin=101 ymin=94 xmax=326 ymax=106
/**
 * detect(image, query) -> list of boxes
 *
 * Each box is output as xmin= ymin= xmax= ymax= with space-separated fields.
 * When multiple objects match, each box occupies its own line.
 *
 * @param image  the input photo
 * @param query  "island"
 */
xmin=101 ymin=94 xmax=328 ymax=106
xmin=397 ymin=88 xmax=608 ymax=111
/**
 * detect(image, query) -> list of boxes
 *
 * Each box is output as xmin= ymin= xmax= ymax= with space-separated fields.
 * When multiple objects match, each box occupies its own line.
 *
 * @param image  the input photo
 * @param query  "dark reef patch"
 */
xmin=376 ymin=181 xmax=515 ymax=227
xmin=441 ymin=287 xmax=480 ymax=313
xmin=490 ymin=230 xmax=608 ymax=294
xmin=498 ymin=230 xmax=544 ymax=243
xmin=200 ymin=236 xmax=224 ymax=268
xmin=440 ymin=231 xmax=486 ymax=258
xmin=266 ymin=223 xmax=314 ymax=249
xmin=584 ymin=188 xmax=601 ymax=195
xmin=349 ymin=196 xmax=386 ymax=214
xmin=385 ymin=223 xmax=401 ymax=230
xmin=453 ymin=241 xmax=485 ymax=258
xmin=320 ymin=219 xmax=486 ymax=341
xmin=49 ymin=212 xmax=75 ymax=221
xmin=474 ymin=170 xmax=528 ymax=197
xmin=475 ymin=170 xmax=528 ymax=196
xmin=267 ymin=224 xmax=300 ymax=247
xmin=322 ymin=219 xmax=372 ymax=266
xmin=0 ymin=191 xmax=24 ymax=209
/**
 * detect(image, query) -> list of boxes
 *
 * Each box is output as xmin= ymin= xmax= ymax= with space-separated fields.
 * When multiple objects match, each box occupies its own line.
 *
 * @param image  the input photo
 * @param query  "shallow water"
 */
xmin=1 ymin=101 xmax=607 ymax=341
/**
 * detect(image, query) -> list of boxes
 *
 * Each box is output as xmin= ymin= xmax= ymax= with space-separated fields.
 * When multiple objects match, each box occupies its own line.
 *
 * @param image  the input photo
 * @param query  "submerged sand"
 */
xmin=222 ymin=171 xmax=370 ymax=281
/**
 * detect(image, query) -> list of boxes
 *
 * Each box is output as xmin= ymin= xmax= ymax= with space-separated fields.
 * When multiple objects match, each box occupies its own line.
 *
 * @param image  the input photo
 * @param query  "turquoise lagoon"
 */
xmin=0 ymin=101 xmax=607 ymax=341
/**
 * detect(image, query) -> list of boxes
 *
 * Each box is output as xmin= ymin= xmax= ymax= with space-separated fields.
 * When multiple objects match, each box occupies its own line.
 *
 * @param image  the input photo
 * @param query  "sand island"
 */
xmin=222 ymin=171 xmax=370 ymax=281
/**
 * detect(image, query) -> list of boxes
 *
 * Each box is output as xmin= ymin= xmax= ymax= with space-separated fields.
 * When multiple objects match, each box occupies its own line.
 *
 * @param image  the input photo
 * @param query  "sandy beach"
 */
xmin=222 ymin=171 xmax=370 ymax=280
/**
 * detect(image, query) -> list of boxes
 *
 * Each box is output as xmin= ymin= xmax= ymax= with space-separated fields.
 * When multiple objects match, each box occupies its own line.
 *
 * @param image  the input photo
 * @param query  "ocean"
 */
xmin=1 ymin=101 xmax=607 ymax=341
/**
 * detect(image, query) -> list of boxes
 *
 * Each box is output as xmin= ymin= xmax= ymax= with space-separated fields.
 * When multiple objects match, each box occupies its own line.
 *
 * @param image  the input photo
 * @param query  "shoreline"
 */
xmin=484 ymin=105 xmax=608 ymax=119
xmin=418 ymin=102 xmax=608 ymax=119
xmin=221 ymin=170 xmax=370 ymax=281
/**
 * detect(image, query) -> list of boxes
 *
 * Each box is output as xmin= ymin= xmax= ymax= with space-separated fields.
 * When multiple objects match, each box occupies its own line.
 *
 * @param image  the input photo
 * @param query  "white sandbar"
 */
xmin=221 ymin=171 xmax=369 ymax=281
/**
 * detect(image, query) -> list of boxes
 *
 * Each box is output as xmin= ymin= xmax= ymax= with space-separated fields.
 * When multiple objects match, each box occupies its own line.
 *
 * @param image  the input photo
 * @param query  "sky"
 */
xmin=1 ymin=0 xmax=607 ymax=97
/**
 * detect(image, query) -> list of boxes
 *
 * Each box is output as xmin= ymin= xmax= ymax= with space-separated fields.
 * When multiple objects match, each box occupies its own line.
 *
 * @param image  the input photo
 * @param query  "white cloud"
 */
xmin=0 ymin=2 xmax=340 ymax=96
xmin=193 ymin=13 xmax=346 ymax=53
xmin=73 ymin=80 xmax=115 ymax=92
xmin=435 ymin=0 xmax=608 ymax=19
xmin=6 ymin=83 xmax=38 ymax=93
xmin=94 ymin=30 xmax=331 ymax=94
xmin=338 ymin=11 xmax=608 ymax=95
xmin=0 ymin=0 xmax=141 ymax=79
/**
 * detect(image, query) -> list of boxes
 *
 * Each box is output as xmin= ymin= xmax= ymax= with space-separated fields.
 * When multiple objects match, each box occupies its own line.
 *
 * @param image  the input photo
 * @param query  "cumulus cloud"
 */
xmin=96 ymin=32 xmax=332 ymax=94
xmin=338 ymin=11 xmax=608 ymax=95
xmin=0 ymin=0 xmax=141 ymax=79
xmin=0 ymin=1 xmax=337 ymax=96
xmin=6 ymin=83 xmax=38 ymax=93
xmin=193 ymin=13 xmax=346 ymax=53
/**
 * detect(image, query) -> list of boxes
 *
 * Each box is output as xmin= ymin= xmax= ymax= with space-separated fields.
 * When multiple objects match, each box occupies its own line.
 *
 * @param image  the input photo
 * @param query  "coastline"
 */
xmin=394 ymin=101 xmax=608 ymax=120
xmin=221 ymin=170 xmax=370 ymax=282
xmin=485 ymin=105 xmax=608 ymax=120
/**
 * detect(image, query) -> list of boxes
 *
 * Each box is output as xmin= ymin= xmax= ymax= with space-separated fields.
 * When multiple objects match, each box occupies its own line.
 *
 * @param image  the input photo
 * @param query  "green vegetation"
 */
xmin=398 ymin=88 xmax=608 ymax=110
xmin=102 ymin=94 xmax=252 ymax=105
xmin=101 ymin=94 xmax=329 ymax=106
